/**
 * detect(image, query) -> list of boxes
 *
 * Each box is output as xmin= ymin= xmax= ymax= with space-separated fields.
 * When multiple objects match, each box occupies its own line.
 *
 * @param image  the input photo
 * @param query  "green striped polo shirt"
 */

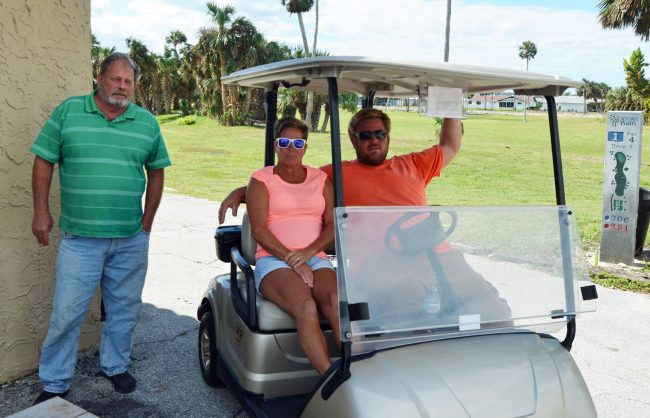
xmin=30 ymin=92 xmax=172 ymax=238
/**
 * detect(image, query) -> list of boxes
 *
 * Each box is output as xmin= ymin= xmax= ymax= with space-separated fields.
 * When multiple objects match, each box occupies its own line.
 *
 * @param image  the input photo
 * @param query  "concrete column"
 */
xmin=0 ymin=0 xmax=97 ymax=383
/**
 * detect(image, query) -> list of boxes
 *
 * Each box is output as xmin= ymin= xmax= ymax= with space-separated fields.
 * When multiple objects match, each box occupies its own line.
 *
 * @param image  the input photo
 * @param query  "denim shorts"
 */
xmin=254 ymin=255 xmax=334 ymax=291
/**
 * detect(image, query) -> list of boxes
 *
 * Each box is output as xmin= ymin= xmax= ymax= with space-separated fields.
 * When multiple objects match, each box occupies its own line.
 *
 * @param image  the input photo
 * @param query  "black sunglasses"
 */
xmin=355 ymin=129 xmax=388 ymax=140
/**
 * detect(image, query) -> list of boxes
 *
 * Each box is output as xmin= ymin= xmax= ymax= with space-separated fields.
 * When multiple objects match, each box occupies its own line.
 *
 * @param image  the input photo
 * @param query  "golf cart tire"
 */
xmin=199 ymin=310 xmax=225 ymax=388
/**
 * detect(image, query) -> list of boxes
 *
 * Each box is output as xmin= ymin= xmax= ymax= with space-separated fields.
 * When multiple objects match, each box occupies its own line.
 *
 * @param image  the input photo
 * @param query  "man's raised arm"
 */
xmin=439 ymin=118 xmax=462 ymax=168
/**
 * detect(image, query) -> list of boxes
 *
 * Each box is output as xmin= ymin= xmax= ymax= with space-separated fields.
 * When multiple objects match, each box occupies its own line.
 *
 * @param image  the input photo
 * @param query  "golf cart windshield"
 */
xmin=335 ymin=205 xmax=596 ymax=355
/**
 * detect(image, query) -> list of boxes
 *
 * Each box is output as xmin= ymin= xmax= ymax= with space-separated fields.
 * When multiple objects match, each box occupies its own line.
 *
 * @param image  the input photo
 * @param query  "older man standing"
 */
xmin=30 ymin=52 xmax=171 ymax=404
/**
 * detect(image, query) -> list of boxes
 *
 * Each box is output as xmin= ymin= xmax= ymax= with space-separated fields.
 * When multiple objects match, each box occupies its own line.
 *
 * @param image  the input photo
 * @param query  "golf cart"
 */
xmin=197 ymin=57 xmax=598 ymax=417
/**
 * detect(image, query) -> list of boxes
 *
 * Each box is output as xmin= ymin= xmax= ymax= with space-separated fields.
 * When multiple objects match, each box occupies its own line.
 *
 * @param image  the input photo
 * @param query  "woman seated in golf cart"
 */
xmin=246 ymin=117 xmax=339 ymax=375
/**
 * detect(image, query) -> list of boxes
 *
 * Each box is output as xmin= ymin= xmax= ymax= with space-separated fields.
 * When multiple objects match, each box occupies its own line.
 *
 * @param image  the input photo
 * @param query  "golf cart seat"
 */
xmin=231 ymin=212 xmax=328 ymax=332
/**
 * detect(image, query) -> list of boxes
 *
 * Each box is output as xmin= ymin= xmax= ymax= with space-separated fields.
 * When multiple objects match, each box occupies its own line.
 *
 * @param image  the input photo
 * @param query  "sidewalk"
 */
xmin=7 ymin=397 xmax=98 ymax=418
xmin=1 ymin=193 xmax=649 ymax=417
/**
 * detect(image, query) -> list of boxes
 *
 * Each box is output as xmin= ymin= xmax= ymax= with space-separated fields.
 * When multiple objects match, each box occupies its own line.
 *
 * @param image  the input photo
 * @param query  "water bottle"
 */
xmin=422 ymin=285 xmax=441 ymax=316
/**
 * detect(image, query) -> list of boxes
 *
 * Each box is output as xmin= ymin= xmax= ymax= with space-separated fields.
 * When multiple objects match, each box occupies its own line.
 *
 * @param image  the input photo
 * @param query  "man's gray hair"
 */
xmin=99 ymin=52 xmax=140 ymax=80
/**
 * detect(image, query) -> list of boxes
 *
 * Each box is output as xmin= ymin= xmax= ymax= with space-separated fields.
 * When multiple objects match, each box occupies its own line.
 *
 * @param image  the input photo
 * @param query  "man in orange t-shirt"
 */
xmin=317 ymin=108 xmax=455 ymax=258
xmin=318 ymin=108 xmax=455 ymax=206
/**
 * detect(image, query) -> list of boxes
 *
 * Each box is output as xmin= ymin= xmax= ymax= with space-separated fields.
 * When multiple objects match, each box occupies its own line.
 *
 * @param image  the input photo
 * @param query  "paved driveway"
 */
xmin=1 ymin=193 xmax=649 ymax=417
xmin=572 ymin=284 xmax=650 ymax=417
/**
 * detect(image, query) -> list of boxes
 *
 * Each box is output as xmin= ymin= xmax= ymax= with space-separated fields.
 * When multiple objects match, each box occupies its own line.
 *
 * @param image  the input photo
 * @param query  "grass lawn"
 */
xmin=158 ymin=110 xmax=650 ymax=249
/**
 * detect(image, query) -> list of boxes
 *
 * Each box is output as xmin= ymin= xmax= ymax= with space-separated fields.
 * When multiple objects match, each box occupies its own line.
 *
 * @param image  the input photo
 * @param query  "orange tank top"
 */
xmin=251 ymin=165 xmax=327 ymax=259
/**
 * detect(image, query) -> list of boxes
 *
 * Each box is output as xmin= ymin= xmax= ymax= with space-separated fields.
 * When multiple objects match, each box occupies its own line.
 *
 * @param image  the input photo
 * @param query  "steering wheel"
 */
xmin=384 ymin=211 xmax=458 ymax=255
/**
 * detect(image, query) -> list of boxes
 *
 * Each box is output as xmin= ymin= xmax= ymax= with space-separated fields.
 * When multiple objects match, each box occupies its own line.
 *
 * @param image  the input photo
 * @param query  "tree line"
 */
xmin=587 ymin=1 xmax=650 ymax=118
xmin=517 ymin=40 xmax=649 ymax=118
xmin=515 ymin=0 xmax=650 ymax=119
xmin=91 ymin=1 xmax=355 ymax=130
xmin=91 ymin=1 xmax=650 ymax=125
xmin=577 ymin=48 xmax=650 ymax=120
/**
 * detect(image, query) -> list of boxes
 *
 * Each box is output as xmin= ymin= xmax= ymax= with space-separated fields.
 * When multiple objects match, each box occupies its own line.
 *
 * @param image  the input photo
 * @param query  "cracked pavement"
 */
xmin=1 ymin=193 xmax=649 ymax=417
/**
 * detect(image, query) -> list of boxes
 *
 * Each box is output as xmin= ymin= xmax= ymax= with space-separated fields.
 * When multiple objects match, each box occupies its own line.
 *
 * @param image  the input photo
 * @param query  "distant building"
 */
xmin=465 ymin=93 xmax=601 ymax=113
xmin=539 ymin=95 xmax=602 ymax=113
xmin=464 ymin=94 xmax=538 ymax=111
xmin=373 ymin=93 xmax=601 ymax=113
xmin=373 ymin=97 xmax=418 ymax=108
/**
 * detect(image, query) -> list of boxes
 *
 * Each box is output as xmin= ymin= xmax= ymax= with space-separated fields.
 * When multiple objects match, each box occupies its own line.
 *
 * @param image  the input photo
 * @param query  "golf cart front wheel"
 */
xmin=198 ymin=311 xmax=225 ymax=387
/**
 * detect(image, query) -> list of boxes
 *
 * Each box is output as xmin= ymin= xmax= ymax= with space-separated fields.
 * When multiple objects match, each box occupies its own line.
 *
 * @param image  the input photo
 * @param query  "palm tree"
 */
xmin=579 ymin=79 xmax=597 ymax=114
xmin=623 ymin=48 xmax=649 ymax=101
xmin=598 ymin=82 xmax=611 ymax=112
xmin=606 ymin=86 xmax=636 ymax=111
xmin=310 ymin=1 xmax=320 ymax=129
xmin=598 ymin=0 xmax=650 ymax=41
xmin=278 ymin=87 xmax=299 ymax=118
xmin=444 ymin=0 xmax=452 ymax=62
xmin=518 ymin=40 xmax=537 ymax=71
xmin=518 ymin=40 xmax=537 ymax=122
xmin=176 ymin=42 xmax=202 ymax=115
xmin=158 ymin=30 xmax=191 ymax=113
xmin=91 ymin=34 xmax=115 ymax=86
xmin=577 ymin=81 xmax=587 ymax=114
xmin=318 ymin=92 xmax=358 ymax=132
xmin=239 ymin=37 xmax=292 ymax=122
xmin=281 ymin=0 xmax=314 ymax=55
xmin=264 ymin=41 xmax=292 ymax=64
xmin=281 ymin=0 xmax=316 ymax=129
xmin=238 ymin=32 xmax=290 ymax=119
xmin=605 ymin=48 xmax=650 ymax=117
xmin=205 ymin=2 xmax=259 ymax=125
xmin=313 ymin=0 xmax=319 ymax=54
xmin=191 ymin=28 xmax=221 ymax=116
xmin=165 ymin=30 xmax=187 ymax=59
xmin=126 ymin=37 xmax=158 ymax=110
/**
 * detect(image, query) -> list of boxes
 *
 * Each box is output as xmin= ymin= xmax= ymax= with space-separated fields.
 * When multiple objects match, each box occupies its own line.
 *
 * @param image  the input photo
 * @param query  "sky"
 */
xmin=91 ymin=0 xmax=650 ymax=88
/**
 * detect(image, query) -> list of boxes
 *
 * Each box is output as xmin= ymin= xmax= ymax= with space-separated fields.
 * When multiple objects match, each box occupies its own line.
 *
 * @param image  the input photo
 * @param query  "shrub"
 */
xmin=177 ymin=115 xmax=197 ymax=126
xmin=179 ymin=99 xmax=193 ymax=116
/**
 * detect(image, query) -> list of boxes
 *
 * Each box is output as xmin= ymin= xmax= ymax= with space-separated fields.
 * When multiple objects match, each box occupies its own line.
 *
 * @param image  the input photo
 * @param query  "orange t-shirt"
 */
xmin=320 ymin=145 xmax=443 ymax=205
xmin=251 ymin=165 xmax=327 ymax=259
xmin=320 ymin=145 xmax=450 ymax=256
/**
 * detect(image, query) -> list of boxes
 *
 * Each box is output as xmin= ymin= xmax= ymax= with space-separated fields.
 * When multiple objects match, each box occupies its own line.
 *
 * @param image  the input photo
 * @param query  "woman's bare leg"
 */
xmin=312 ymin=268 xmax=340 ymax=347
xmin=260 ymin=268 xmax=331 ymax=374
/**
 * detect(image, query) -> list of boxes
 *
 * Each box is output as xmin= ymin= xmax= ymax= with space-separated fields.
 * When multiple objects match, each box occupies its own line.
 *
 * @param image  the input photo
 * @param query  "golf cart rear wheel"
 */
xmin=198 ymin=311 xmax=225 ymax=387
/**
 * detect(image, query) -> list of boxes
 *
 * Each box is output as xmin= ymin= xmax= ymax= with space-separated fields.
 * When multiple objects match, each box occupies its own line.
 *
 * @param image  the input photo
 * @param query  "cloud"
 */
xmin=90 ymin=0 xmax=650 ymax=87
xmin=92 ymin=0 xmax=111 ymax=9
xmin=92 ymin=0 xmax=211 ymax=52
xmin=445 ymin=3 xmax=650 ymax=87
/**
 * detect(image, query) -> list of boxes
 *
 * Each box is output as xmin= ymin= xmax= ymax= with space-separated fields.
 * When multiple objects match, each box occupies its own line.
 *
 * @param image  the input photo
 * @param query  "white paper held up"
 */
xmin=427 ymin=86 xmax=462 ymax=118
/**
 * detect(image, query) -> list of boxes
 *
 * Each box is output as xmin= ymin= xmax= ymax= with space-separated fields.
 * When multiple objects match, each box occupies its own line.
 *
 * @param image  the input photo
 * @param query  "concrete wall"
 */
xmin=0 ymin=0 xmax=98 ymax=384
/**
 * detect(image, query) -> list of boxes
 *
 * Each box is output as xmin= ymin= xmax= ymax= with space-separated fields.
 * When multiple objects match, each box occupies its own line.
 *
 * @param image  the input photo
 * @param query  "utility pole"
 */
xmin=444 ymin=0 xmax=451 ymax=62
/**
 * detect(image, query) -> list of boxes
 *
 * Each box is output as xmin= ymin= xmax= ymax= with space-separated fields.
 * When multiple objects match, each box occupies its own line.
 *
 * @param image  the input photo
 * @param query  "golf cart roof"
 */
xmin=222 ymin=56 xmax=582 ymax=96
